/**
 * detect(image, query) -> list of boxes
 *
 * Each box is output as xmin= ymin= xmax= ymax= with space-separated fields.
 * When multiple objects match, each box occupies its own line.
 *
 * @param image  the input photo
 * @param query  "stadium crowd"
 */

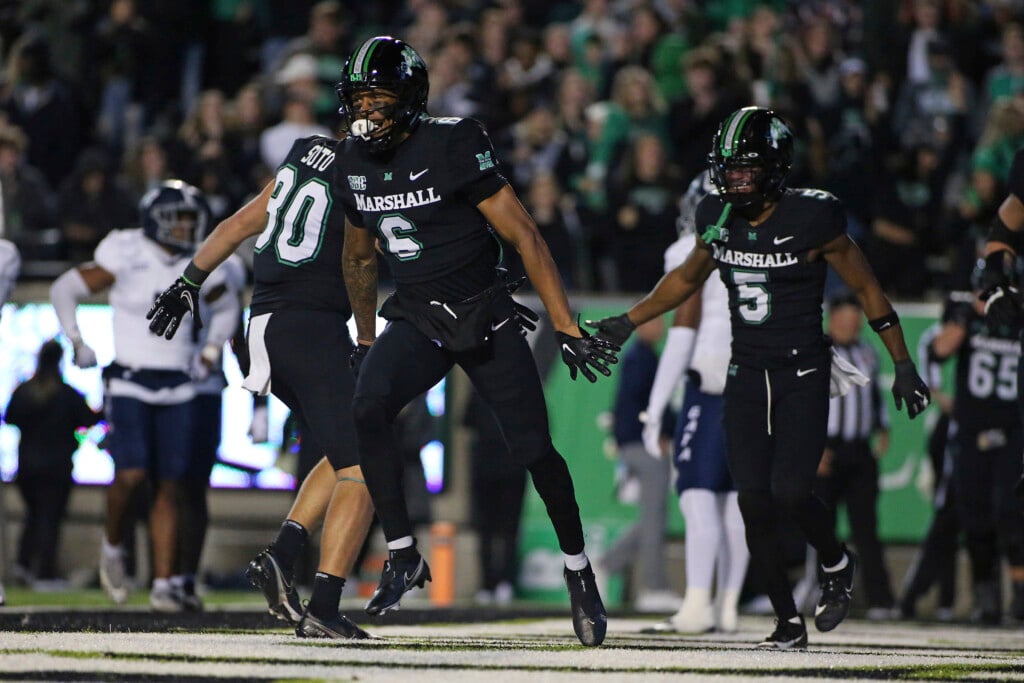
xmin=0 ymin=0 xmax=1019 ymax=295
xmin=0 ymin=0 xmax=1023 ymax=631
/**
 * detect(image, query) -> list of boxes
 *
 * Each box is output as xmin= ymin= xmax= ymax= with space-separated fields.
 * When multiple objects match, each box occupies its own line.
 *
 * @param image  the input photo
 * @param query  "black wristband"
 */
xmin=182 ymin=261 xmax=210 ymax=287
xmin=869 ymin=311 xmax=900 ymax=333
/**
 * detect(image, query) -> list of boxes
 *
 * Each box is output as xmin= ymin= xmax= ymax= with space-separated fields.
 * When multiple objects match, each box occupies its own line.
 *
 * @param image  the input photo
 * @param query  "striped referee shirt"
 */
xmin=827 ymin=341 xmax=889 ymax=445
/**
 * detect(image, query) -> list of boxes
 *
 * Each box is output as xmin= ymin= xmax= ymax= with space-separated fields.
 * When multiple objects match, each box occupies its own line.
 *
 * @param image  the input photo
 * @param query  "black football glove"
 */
xmin=147 ymin=276 xmax=202 ymax=340
xmin=976 ymin=251 xmax=1023 ymax=328
xmin=556 ymin=329 xmax=620 ymax=382
xmin=349 ymin=343 xmax=370 ymax=381
xmin=892 ymin=359 xmax=930 ymax=419
xmin=585 ymin=313 xmax=636 ymax=347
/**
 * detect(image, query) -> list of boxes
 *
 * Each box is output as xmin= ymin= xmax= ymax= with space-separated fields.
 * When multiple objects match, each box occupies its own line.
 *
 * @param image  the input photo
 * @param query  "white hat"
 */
xmin=275 ymin=54 xmax=318 ymax=84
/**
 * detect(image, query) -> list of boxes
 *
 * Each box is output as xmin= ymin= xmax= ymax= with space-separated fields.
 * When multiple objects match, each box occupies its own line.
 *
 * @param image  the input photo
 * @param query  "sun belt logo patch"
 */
xmin=348 ymin=175 xmax=366 ymax=191
xmin=476 ymin=151 xmax=494 ymax=171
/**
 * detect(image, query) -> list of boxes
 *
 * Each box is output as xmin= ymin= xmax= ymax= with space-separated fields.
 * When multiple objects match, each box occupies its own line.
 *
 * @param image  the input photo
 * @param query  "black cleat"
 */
xmin=564 ymin=563 xmax=607 ymax=646
xmin=814 ymin=548 xmax=858 ymax=632
xmin=246 ymin=547 xmax=303 ymax=624
xmin=757 ymin=616 xmax=808 ymax=650
xmin=296 ymin=609 xmax=372 ymax=639
xmin=365 ymin=551 xmax=431 ymax=615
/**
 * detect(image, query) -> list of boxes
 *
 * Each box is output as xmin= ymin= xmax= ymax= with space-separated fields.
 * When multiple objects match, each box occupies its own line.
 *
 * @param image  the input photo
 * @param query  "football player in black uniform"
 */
xmin=974 ymin=144 xmax=1024 ymax=618
xmin=924 ymin=286 xmax=1024 ymax=623
xmin=334 ymin=36 xmax=617 ymax=647
xmin=590 ymin=106 xmax=930 ymax=649
xmin=148 ymin=135 xmax=375 ymax=640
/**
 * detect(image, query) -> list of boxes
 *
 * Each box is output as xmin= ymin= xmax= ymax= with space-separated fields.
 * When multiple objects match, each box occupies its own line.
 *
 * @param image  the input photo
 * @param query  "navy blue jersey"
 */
xmin=333 ymin=116 xmax=508 ymax=302
xmin=947 ymin=294 xmax=1022 ymax=432
xmin=250 ymin=136 xmax=352 ymax=317
xmin=695 ymin=187 xmax=846 ymax=368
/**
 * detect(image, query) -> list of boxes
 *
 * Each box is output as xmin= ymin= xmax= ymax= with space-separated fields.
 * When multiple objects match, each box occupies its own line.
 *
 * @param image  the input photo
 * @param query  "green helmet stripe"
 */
xmin=720 ymin=108 xmax=755 ymax=158
xmin=349 ymin=37 xmax=378 ymax=77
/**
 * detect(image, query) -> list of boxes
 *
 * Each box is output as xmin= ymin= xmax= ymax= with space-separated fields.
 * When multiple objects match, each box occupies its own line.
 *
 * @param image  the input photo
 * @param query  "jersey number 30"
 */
xmin=254 ymin=165 xmax=331 ymax=265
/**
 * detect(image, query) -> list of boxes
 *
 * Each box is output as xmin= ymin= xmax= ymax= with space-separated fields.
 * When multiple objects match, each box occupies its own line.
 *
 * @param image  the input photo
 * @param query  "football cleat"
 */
xmin=173 ymin=575 xmax=203 ymax=612
xmin=150 ymin=581 xmax=185 ymax=613
xmin=296 ymin=609 xmax=372 ymax=640
xmin=757 ymin=616 xmax=808 ymax=650
xmin=814 ymin=548 xmax=858 ymax=632
xmin=99 ymin=541 xmax=130 ymax=605
xmin=564 ymin=563 xmax=607 ymax=646
xmin=365 ymin=550 xmax=431 ymax=615
xmin=246 ymin=547 xmax=303 ymax=624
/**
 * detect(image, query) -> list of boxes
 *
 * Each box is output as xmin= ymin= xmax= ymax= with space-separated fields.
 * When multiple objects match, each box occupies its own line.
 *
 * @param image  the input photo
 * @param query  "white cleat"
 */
xmin=669 ymin=588 xmax=715 ymax=634
xmin=99 ymin=540 xmax=130 ymax=605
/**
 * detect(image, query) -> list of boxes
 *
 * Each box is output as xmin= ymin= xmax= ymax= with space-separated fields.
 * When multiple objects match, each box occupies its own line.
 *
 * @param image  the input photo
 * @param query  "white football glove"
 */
xmin=642 ymin=413 xmax=664 ymax=459
xmin=249 ymin=404 xmax=269 ymax=444
xmin=72 ymin=340 xmax=97 ymax=368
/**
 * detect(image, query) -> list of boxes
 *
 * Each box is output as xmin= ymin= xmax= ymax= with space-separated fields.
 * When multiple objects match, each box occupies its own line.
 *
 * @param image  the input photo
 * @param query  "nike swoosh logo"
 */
xmin=773 ymin=235 xmax=795 ymax=245
xmin=403 ymin=570 xmax=417 ymax=585
xmin=796 ymin=368 xmax=817 ymax=377
xmin=561 ymin=343 xmax=576 ymax=357
xmin=815 ymin=603 xmax=827 ymax=616
xmin=491 ymin=318 xmax=510 ymax=331
xmin=409 ymin=168 xmax=429 ymax=181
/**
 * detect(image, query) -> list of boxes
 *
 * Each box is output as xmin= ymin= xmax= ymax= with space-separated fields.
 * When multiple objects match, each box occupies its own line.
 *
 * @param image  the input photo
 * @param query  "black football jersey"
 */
xmin=333 ymin=117 xmax=507 ymax=302
xmin=695 ymin=187 xmax=846 ymax=368
xmin=945 ymin=293 xmax=1022 ymax=432
xmin=250 ymin=136 xmax=351 ymax=317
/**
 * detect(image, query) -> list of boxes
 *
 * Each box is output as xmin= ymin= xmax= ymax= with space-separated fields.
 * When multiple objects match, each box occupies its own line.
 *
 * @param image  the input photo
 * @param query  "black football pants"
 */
xmin=724 ymin=356 xmax=844 ymax=621
xmin=353 ymin=319 xmax=584 ymax=554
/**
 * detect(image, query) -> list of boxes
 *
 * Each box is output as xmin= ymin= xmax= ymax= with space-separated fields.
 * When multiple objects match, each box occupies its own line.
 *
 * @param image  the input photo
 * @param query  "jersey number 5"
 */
xmin=732 ymin=270 xmax=771 ymax=324
xmin=255 ymin=165 xmax=331 ymax=265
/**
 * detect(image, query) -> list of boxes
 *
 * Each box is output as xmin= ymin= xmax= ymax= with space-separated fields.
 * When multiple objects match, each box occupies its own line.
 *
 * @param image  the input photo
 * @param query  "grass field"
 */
xmin=2 ymin=589 xmax=1022 ymax=682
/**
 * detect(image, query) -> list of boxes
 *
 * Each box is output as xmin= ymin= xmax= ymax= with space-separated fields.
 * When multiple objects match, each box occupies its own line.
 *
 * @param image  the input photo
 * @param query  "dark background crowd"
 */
xmin=1 ymin=0 xmax=1022 ymax=295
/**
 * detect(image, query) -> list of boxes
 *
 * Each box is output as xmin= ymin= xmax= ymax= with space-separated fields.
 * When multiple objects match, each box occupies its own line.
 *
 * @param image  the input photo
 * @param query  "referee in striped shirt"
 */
xmin=814 ymin=293 xmax=897 ymax=618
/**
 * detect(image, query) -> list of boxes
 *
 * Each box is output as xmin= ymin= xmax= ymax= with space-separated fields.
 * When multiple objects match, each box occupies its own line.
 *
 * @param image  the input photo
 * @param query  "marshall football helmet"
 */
xmin=335 ymin=36 xmax=429 ymax=152
xmin=139 ymin=180 xmax=211 ymax=255
xmin=708 ymin=106 xmax=793 ymax=219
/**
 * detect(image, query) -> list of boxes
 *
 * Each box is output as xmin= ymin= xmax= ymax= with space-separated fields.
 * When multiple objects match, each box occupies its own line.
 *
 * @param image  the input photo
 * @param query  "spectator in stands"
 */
xmin=94 ymin=0 xmax=149 ymax=160
xmin=120 ymin=136 xmax=172 ymax=205
xmin=978 ymin=22 xmax=1024 ymax=127
xmin=607 ymin=132 xmax=680 ymax=293
xmin=259 ymin=94 xmax=330 ymax=171
xmin=869 ymin=144 xmax=951 ymax=299
xmin=4 ymin=339 xmax=102 ymax=589
xmin=57 ymin=148 xmax=136 ymax=265
xmin=498 ymin=28 xmax=558 ymax=126
xmin=900 ymin=0 xmax=949 ymax=86
xmin=809 ymin=57 xmax=880 ymax=244
xmin=668 ymin=47 xmax=748 ymax=186
xmin=892 ymin=37 xmax=974 ymax=161
xmin=964 ymin=98 xmax=1024 ymax=227
xmin=502 ymin=106 xmax=568 ymax=194
xmin=1 ymin=30 xmax=84 ymax=190
xmin=228 ymin=81 xmax=270 ymax=179
xmin=0 ymin=124 xmax=56 ymax=258
xmin=274 ymin=1 xmax=348 ymax=128
xmin=170 ymin=89 xmax=244 ymax=188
